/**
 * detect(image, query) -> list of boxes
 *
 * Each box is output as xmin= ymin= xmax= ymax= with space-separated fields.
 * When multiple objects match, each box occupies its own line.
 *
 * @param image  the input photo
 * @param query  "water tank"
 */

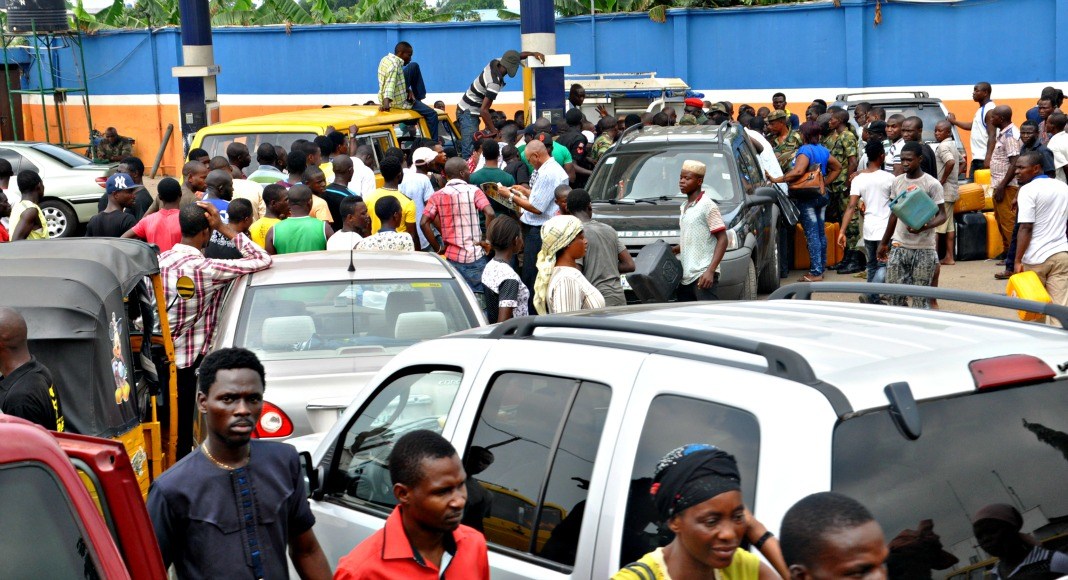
xmin=5 ymin=0 xmax=69 ymax=34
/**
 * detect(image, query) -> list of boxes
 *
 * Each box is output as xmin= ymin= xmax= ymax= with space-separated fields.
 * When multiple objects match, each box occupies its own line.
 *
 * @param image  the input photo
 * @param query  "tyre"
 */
xmin=757 ymin=225 xmax=781 ymax=294
xmin=740 ymin=259 xmax=757 ymax=301
xmin=39 ymin=199 xmax=78 ymax=238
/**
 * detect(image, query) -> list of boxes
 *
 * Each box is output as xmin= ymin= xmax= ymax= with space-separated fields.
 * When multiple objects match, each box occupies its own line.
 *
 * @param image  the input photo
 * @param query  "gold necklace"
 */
xmin=201 ymin=442 xmax=250 ymax=470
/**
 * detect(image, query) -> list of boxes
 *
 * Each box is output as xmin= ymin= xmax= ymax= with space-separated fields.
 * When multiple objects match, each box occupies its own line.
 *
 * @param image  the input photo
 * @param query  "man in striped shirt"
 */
xmin=457 ymin=49 xmax=544 ymax=159
xmin=159 ymin=202 xmax=272 ymax=457
xmin=377 ymin=41 xmax=439 ymax=142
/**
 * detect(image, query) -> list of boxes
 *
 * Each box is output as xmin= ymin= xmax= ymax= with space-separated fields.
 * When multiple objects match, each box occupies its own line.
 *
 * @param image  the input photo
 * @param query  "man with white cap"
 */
xmin=400 ymin=146 xmax=438 ymax=249
xmin=673 ymin=160 xmax=727 ymax=301
xmin=456 ymin=49 xmax=545 ymax=159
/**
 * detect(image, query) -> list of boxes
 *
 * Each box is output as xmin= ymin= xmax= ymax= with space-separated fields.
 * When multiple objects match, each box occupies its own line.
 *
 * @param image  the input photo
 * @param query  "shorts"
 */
xmin=935 ymin=203 xmax=955 ymax=234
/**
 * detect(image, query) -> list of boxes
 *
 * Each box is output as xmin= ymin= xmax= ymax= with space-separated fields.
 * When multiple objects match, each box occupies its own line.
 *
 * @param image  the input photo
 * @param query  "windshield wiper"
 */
xmin=593 ymin=198 xmax=636 ymax=205
xmin=633 ymin=198 xmax=659 ymax=204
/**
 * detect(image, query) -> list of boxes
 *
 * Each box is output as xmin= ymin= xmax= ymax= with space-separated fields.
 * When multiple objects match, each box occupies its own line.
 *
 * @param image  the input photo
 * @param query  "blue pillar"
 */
xmin=522 ymin=0 xmax=565 ymax=126
xmin=174 ymin=0 xmax=218 ymax=149
xmin=1057 ymin=0 xmax=1068 ymax=80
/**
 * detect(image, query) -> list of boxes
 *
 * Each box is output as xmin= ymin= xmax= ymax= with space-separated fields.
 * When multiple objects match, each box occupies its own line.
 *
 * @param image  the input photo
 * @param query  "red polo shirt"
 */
xmin=333 ymin=506 xmax=490 ymax=580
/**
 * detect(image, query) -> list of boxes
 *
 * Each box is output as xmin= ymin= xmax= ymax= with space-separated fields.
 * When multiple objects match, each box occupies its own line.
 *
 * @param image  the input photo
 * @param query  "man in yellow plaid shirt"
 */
xmin=378 ymin=41 xmax=440 ymax=142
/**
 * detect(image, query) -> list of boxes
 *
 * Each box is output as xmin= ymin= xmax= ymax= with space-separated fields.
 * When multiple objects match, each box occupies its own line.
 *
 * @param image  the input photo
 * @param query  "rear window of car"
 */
xmin=847 ymin=103 xmax=948 ymax=143
xmin=831 ymin=380 xmax=1068 ymax=575
xmin=30 ymin=144 xmax=92 ymax=168
xmin=233 ymin=279 xmax=480 ymax=361
xmin=586 ymin=147 xmax=740 ymax=212
xmin=200 ymin=133 xmax=316 ymax=172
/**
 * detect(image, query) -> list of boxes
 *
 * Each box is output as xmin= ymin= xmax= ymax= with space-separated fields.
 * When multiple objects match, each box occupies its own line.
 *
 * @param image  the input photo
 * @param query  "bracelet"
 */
xmin=753 ymin=530 xmax=774 ymax=550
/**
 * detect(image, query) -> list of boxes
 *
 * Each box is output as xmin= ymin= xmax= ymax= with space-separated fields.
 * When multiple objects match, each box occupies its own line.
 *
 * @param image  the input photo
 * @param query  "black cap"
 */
xmin=565 ymin=108 xmax=584 ymax=126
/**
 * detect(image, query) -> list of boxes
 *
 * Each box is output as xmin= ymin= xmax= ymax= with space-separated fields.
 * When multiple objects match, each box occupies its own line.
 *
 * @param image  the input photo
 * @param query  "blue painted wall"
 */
xmin=19 ymin=0 xmax=1068 ymax=96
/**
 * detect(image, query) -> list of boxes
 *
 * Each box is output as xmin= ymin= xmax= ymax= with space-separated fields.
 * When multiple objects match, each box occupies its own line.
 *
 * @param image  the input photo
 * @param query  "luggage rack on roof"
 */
xmin=769 ymin=282 xmax=1068 ymax=329
xmin=833 ymin=91 xmax=931 ymax=101
xmin=487 ymin=314 xmax=852 ymax=415
xmin=617 ymin=120 xmax=737 ymax=147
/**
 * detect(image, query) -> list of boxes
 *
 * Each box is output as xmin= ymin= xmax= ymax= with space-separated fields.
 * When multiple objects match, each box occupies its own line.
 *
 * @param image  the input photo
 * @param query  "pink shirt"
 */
xmin=130 ymin=208 xmax=182 ymax=252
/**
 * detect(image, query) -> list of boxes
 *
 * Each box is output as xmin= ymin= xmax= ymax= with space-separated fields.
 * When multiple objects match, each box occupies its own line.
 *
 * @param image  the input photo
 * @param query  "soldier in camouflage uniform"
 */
xmin=821 ymin=110 xmax=861 ymax=272
xmin=95 ymin=127 xmax=132 ymax=162
xmin=767 ymin=110 xmax=802 ymax=174
xmin=589 ymin=116 xmax=619 ymax=165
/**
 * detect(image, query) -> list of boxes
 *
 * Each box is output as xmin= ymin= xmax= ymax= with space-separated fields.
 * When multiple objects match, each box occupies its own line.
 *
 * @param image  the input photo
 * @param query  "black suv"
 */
xmin=586 ymin=123 xmax=793 ymax=300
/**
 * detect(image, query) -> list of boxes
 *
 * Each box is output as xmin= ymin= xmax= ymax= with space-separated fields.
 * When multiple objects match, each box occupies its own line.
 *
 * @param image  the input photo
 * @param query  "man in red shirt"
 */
xmin=122 ymin=177 xmax=183 ymax=251
xmin=334 ymin=430 xmax=489 ymax=579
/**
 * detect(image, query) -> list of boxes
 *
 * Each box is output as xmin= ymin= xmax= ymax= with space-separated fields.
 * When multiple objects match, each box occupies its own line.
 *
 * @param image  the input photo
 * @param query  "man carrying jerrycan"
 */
xmin=1011 ymin=150 xmax=1068 ymax=324
xmin=877 ymin=142 xmax=946 ymax=309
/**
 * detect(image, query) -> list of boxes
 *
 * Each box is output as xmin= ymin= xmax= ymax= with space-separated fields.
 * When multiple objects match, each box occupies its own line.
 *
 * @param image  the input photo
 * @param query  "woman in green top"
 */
xmin=613 ymin=445 xmax=783 ymax=580
xmin=265 ymin=185 xmax=332 ymax=255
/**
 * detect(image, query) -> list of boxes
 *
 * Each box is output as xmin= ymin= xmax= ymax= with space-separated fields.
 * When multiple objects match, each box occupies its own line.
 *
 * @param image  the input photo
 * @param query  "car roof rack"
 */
xmin=834 ymin=91 xmax=931 ymax=102
xmin=769 ymin=282 xmax=1068 ymax=329
xmin=487 ymin=315 xmax=852 ymax=415
xmin=617 ymin=122 xmax=646 ymax=146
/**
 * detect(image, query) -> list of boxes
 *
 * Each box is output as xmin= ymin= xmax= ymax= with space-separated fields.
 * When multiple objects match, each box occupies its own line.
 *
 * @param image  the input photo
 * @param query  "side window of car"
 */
xmin=619 ymin=395 xmax=760 ymax=567
xmin=0 ymin=147 xmax=25 ymax=173
xmin=0 ymin=463 xmax=101 ymax=577
xmin=439 ymin=119 xmax=458 ymax=157
xmin=465 ymin=372 xmax=612 ymax=571
xmin=323 ymin=368 xmax=463 ymax=515
xmin=734 ymin=138 xmax=762 ymax=193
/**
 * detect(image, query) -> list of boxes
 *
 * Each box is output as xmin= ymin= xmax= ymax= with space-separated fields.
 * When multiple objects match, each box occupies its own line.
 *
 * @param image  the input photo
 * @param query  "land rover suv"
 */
xmin=585 ymin=123 xmax=792 ymax=300
xmin=292 ymin=283 xmax=1068 ymax=579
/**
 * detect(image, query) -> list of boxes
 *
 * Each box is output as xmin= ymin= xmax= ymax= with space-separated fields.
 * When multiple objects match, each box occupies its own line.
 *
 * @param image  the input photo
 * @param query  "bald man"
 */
xmin=146 ymin=160 xmax=208 ymax=215
xmin=0 ymin=308 xmax=65 ymax=431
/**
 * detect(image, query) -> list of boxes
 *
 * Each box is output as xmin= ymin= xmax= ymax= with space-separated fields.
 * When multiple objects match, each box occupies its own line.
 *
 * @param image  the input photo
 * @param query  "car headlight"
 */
xmin=724 ymin=228 xmax=743 ymax=251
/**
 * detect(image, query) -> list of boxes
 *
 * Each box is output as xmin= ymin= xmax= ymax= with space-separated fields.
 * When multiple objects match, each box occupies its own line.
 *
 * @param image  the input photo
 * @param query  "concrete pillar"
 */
xmin=522 ymin=0 xmax=565 ymax=125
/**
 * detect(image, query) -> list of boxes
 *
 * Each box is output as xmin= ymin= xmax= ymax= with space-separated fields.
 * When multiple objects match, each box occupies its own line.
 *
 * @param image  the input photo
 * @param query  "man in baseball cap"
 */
xmin=86 ymin=172 xmax=142 ymax=237
xmin=708 ymin=102 xmax=730 ymax=125
xmin=684 ymin=97 xmax=708 ymax=125
xmin=456 ymin=49 xmax=547 ymax=160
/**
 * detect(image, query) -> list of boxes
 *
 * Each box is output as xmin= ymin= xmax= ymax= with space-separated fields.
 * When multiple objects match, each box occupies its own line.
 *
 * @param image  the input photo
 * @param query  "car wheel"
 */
xmin=741 ymin=259 xmax=757 ymax=301
xmin=757 ymin=224 xmax=781 ymax=294
xmin=39 ymin=200 xmax=77 ymax=238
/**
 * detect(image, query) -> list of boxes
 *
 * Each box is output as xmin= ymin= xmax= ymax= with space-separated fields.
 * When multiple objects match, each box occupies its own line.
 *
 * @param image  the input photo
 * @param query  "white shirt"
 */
xmin=326 ymin=230 xmax=364 ymax=251
xmin=1016 ymin=176 xmax=1068 ymax=265
xmin=746 ymin=129 xmax=784 ymax=190
xmin=520 ymin=157 xmax=569 ymax=227
xmin=352 ymin=158 xmax=377 ymax=198
xmin=850 ymin=170 xmax=895 ymax=241
xmin=1047 ymin=130 xmax=1068 ymax=184
xmin=231 ymin=179 xmax=267 ymax=221
xmin=971 ymin=100 xmax=995 ymax=162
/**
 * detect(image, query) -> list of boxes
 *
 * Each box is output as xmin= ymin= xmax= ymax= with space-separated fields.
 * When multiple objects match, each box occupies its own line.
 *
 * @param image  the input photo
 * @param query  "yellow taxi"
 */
xmin=190 ymin=105 xmax=459 ymax=182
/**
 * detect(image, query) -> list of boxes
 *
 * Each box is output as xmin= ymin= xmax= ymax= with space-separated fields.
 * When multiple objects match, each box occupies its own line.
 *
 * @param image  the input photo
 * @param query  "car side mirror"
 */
xmin=298 ymin=451 xmax=323 ymax=499
xmin=749 ymin=186 xmax=778 ymax=206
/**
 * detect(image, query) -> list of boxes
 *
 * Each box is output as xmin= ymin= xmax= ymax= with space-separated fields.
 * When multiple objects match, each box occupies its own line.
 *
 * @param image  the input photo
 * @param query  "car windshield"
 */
xmin=30 ymin=143 xmax=92 ymax=168
xmin=200 ymin=133 xmax=316 ymax=172
xmin=233 ymin=278 xmax=479 ymax=361
xmin=831 ymin=380 xmax=1068 ymax=577
xmin=586 ymin=148 xmax=739 ymax=210
xmin=849 ymin=103 xmax=948 ymax=142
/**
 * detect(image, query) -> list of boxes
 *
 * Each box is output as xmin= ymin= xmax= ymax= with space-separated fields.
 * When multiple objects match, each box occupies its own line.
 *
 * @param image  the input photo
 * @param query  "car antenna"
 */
xmin=348 ymin=247 xmax=356 ymax=273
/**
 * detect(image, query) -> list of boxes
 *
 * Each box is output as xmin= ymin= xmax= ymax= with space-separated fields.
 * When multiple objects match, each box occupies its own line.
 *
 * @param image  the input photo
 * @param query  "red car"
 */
xmin=0 ymin=415 xmax=166 ymax=579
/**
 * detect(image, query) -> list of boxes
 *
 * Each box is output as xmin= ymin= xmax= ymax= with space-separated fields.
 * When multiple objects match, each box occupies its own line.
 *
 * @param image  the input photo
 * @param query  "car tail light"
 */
xmin=95 ymin=176 xmax=107 ymax=189
xmin=254 ymin=401 xmax=294 ymax=438
xmin=969 ymin=355 xmax=1055 ymax=391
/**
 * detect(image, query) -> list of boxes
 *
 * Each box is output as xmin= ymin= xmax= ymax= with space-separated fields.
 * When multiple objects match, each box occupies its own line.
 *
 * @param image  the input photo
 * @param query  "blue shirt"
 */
xmin=399 ymin=171 xmax=436 ymax=247
xmin=147 ymin=440 xmax=316 ymax=579
xmin=797 ymin=143 xmax=831 ymax=174
xmin=520 ymin=157 xmax=569 ymax=227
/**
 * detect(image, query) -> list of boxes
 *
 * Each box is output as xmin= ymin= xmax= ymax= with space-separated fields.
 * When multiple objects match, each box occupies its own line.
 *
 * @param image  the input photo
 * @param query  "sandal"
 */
xmin=799 ymin=275 xmax=824 ymax=282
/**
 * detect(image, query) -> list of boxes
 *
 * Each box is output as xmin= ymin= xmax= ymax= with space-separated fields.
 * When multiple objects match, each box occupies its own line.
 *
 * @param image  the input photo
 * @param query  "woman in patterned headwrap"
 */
xmin=613 ymin=444 xmax=780 ymax=580
xmin=533 ymin=214 xmax=605 ymax=314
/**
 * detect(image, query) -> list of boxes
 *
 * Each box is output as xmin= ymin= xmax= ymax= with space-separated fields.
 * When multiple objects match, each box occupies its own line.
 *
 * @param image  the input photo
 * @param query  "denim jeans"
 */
xmin=521 ymin=224 xmax=542 ymax=312
xmin=864 ymin=239 xmax=887 ymax=303
xmin=456 ymin=110 xmax=481 ymax=159
xmin=796 ymin=195 xmax=828 ymax=277
xmin=1004 ymin=220 xmax=1020 ymax=272
xmin=449 ymin=255 xmax=489 ymax=294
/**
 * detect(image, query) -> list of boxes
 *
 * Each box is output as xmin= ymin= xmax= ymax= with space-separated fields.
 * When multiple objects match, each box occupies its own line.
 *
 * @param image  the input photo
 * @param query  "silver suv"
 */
xmin=294 ymin=284 xmax=1068 ymax=578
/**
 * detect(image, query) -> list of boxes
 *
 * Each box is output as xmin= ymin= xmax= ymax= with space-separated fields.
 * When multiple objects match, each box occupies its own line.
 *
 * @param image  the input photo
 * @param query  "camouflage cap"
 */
xmin=709 ymin=102 xmax=729 ymax=115
xmin=679 ymin=114 xmax=698 ymax=126
xmin=766 ymin=110 xmax=789 ymax=123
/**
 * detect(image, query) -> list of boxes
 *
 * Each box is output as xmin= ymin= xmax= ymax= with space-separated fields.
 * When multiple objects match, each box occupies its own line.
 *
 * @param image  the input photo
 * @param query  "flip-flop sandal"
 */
xmin=799 ymin=275 xmax=824 ymax=282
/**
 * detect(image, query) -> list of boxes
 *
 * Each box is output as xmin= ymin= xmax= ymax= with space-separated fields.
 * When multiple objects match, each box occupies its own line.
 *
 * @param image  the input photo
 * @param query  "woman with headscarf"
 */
xmin=533 ymin=215 xmax=605 ymax=314
xmin=613 ymin=444 xmax=781 ymax=580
